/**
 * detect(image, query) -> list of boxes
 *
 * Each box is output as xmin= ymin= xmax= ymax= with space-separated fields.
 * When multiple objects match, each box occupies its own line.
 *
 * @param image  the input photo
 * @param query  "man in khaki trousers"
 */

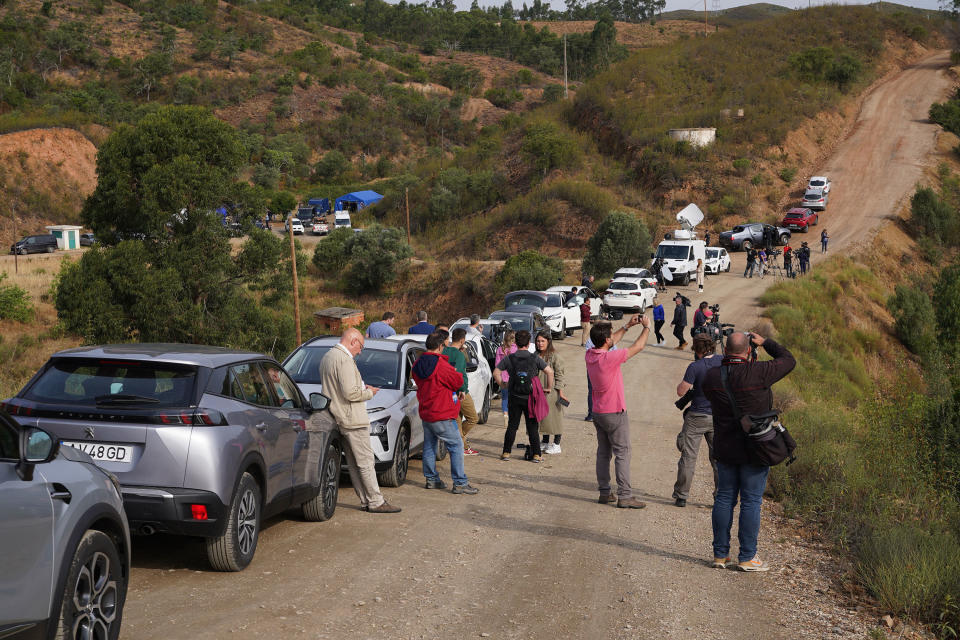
xmin=319 ymin=327 xmax=401 ymax=513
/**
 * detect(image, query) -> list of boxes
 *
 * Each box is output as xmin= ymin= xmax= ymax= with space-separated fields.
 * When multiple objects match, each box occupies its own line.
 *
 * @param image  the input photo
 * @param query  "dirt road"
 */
xmin=120 ymin=50 xmax=954 ymax=639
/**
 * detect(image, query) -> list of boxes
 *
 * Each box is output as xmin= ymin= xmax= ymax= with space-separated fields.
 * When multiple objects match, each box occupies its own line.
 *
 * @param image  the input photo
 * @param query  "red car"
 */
xmin=781 ymin=207 xmax=819 ymax=233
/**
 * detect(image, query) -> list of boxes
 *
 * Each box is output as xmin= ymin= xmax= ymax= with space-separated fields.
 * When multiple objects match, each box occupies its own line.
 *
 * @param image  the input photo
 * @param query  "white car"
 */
xmin=546 ymin=285 xmax=602 ymax=320
xmin=704 ymin=247 xmax=731 ymax=274
xmin=312 ymin=221 xmax=329 ymax=235
xmin=285 ymin=217 xmax=304 ymax=235
xmin=612 ymin=268 xmax=657 ymax=287
xmin=602 ymin=278 xmax=657 ymax=314
xmin=283 ymin=336 xmax=428 ymax=487
xmin=807 ymin=176 xmax=831 ymax=195
xmin=389 ymin=333 xmax=496 ymax=424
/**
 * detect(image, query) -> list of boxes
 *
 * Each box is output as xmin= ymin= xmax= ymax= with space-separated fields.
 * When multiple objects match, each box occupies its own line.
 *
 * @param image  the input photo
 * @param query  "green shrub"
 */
xmin=582 ymin=211 xmax=651 ymax=277
xmin=521 ymin=121 xmax=581 ymax=176
xmin=732 ymin=158 xmax=751 ymax=176
xmin=342 ymin=225 xmax=412 ymax=294
xmin=778 ymin=167 xmax=797 ymax=183
xmin=887 ymin=284 xmax=937 ymax=357
xmin=484 ymin=87 xmax=523 ymax=109
xmin=312 ymin=227 xmax=353 ymax=274
xmin=314 ymin=150 xmax=351 ymax=181
xmin=0 ymin=273 xmax=33 ymax=322
xmin=541 ymin=84 xmax=563 ymax=103
xmin=912 ymin=186 xmax=959 ymax=245
xmin=494 ymin=250 xmax=563 ymax=295
xmin=515 ymin=69 xmax=534 ymax=85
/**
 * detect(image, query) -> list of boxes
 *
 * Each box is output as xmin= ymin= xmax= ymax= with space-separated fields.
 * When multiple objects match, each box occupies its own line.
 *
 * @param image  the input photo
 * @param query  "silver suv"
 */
xmin=0 ymin=409 xmax=130 ymax=639
xmin=3 ymin=345 xmax=340 ymax=572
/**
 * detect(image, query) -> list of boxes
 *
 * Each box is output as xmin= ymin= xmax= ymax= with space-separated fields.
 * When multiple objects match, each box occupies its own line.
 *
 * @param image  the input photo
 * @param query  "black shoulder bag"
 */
xmin=720 ymin=366 xmax=797 ymax=467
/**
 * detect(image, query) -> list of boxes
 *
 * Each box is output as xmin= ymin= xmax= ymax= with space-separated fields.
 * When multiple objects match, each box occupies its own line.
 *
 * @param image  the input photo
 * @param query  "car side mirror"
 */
xmin=17 ymin=426 xmax=58 ymax=481
xmin=566 ymin=301 xmax=577 ymax=308
xmin=308 ymin=393 xmax=330 ymax=412
xmin=405 ymin=379 xmax=417 ymax=392
xmin=465 ymin=361 xmax=479 ymax=373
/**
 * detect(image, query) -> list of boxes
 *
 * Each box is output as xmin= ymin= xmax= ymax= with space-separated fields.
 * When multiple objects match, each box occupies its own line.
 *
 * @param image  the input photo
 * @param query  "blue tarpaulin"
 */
xmin=307 ymin=198 xmax=330 ymax=214
xmin=334 ymin=190 xmax=383 ymax=211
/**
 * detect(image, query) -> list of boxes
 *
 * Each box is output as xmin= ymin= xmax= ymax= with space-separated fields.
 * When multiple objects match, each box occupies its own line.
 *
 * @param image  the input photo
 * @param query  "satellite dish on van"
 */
xmin=676 ymin=204 xmax=704 ymax=231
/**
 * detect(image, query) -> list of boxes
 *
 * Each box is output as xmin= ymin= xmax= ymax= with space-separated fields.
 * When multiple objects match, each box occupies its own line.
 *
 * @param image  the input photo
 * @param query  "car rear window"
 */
xmin=608 ymin=282 xmax=638 ymax=291
xmin=285 ymin=347 xmax=401 ymax=389
xmin=804 ymin=191 xmax=822 ymax=199
xmin=23 ymin=358 xmax=198 ymax=407
xmin=505 ymin=293 xmax=546 ymax=309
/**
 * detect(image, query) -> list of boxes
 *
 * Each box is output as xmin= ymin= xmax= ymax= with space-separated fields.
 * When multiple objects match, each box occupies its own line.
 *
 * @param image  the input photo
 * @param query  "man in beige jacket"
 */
xmin=319 ymin=327 xmax=401 ymax=513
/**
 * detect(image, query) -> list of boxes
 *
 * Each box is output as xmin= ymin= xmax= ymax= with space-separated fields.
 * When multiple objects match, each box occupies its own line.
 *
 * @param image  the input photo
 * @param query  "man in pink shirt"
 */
xmin=585 ymin=314 xmax=651 ymax=509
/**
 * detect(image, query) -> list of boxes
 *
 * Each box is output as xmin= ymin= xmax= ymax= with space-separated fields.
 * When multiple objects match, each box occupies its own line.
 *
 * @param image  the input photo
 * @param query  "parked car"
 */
xmin=449 ymin=319 xmax=501 ymax=371
xmin=284 ymin=337 xmax=436 ymax=488
xmin=284 ymin=217 xmax=305 ymax=235
xmin=487 ymin=309 xmax=548 ymax=349
xmin=10 ymin=234 xmax=57 ymax=255
xmin=612 ymin=268 xmax=657 ymax=286
xmin=718 ymin=223 xmax=791 ymax=251
xmin=602 ymin=278 xmax=657 ymax=315
xmin=389 ymin=333 xmax=496 ymax=425
xmin=4 ymin=345 xmax=339 ymax=572
xmin=0 ymin=409 xmax=131 ymax=640
xmin=312 ymin=221 xmax=329 ymax=236
xmin=807 ymin=176 xmax=831 ymax=194
xmin=79 ymin=232 xmax=96 ymax=247
xmin=781 ymin=207 xmax=819 ymax=233
xmin=503 ymin=290 xmax=579 ymax=340
xmin=802 ymin=187 xmax=828 ymax=211
xmin=704 ymin=247 xmax=731 ymax=274
xmin=546 ymin=285 xmax=602 ymax=319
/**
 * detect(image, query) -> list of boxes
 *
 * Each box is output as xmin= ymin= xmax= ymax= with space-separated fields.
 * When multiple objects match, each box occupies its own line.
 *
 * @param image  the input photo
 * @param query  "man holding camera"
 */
xmin=702 ymin=331 xmax=795 ymax=572
xmin=672 ymin=334 xmax=721 ymax=508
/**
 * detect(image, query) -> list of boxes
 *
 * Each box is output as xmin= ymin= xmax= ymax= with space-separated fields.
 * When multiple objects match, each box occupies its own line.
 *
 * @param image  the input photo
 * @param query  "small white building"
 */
xmin=668 ymin=128 xmax=717 ymax=148
xmin=45 ymin=225 xmax=83 ymax=250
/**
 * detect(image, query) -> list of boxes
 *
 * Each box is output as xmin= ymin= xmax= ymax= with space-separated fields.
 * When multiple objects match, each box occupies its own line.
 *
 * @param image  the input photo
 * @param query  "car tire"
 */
xmin=779 ymin=234 xmax=790 ymax=245
xmin=565 ymin=322 xmax=574 ymax=337
xmin=436 ymin=439 xmax=448 ymax=461
xmin=206 ymin=472 xmax=261 ymax=572
xmin=803 ymin=225 xmax=809 ymax=233
xmin=741 ymin=240 xmax=752 ymax=251
xmin=556 ymin=320 xmax=566 ymax=340
xmin=56 ymin=529 xmax=126 ymax=640
xmin=478 ymin=385 xmax=492 ymax=425
xmin=681 ymin=272 xmax=690 ymax=286
xmin=377 ymin=426 xmax=409 ymax=488
xmin=46 ymin=246 xmax=55 ymax=253
xmin=302 ymin=441 xmax=340 ymax=522
xmin=725 ymin=262 xmax=731 ymax=272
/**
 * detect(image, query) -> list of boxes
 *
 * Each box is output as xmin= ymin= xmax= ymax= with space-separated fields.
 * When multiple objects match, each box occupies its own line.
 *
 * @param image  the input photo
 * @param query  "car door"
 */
xmin=261 ymin=363 xmax=312 ymax=495
xmin=0 ymin=420 xmax=55 ymax=628
xmin=563 ymin=293 xmax=581 ymax=329
xmin=258 ymin=362 xmax=303 ymax=506
xmin=402 ymin=347 xmax=424 ymax=453
xmin=749 ymin=224 xmax=763 ymax=243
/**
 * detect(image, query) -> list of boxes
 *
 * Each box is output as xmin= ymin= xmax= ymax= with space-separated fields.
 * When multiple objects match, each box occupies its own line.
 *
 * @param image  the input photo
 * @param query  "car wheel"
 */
xmin=565 ymin=322 xmax=574 ymax=337
xmin=436 ymin=439 xmax=448 ymax=461
xmin=46 ymin=246 xmax=55 ymax=253
xmin=741 ymin=240 xmax=752 ymax=251
xmin=639 ymin=300 xmax=647 ymax=314
xmin=302 ymin=441 xmax=340 ymax=522
xmin=725 ymin=262 xmax=731 ymax=272
xmin=681 ymin=272 xmax=690 ymax=286
xmin=56 ymin=530 xmax=126 ymax=640
xmin=803 ymin=225 xmax=809 ymax=233
xmin=478 ymin=385 xmax=492 ymax=425
xmin=779 ymin=234 xmax=790 ymax=245
xmin=206 ymin=472 xmax=261 ymax=572
xmin=556 ymin=320 xmax=566 ymax=340
xmin=377 ymin=426 xmax=409 ymax=488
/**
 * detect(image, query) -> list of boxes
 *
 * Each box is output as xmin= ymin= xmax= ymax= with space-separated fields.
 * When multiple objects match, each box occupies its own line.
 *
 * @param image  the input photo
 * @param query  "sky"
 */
xmin=447 ymin=0 xmax=945 ymax=13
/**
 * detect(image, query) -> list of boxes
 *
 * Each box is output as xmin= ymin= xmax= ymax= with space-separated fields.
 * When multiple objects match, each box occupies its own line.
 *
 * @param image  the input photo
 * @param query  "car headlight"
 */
xmin=369 ymin=416 xmax=389 ymax=435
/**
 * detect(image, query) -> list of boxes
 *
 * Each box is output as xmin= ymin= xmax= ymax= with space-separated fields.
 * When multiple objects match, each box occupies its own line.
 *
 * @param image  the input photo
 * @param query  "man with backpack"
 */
xmin=586 ymin=314 xmax=651 ymax=509
xmin=493 ymin=330 xmax=554 ymax=463
xmin=702 ymin=331 xmax=796 ymax=572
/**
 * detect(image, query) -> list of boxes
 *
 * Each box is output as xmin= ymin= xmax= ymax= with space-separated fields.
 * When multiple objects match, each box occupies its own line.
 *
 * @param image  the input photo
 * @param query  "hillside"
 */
xmin=523 ymin=19 xmax=720 ymax=48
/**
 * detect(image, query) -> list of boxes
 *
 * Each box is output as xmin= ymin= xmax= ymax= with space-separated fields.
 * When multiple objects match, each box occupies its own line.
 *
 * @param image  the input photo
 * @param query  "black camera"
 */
xmin=709 ymin=304 xmax=720 ymax=313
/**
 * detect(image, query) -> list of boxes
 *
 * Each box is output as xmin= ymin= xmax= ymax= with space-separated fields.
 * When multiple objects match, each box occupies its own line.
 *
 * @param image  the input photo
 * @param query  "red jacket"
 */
xmin=412 ymin=352 xmax=464 ymax=422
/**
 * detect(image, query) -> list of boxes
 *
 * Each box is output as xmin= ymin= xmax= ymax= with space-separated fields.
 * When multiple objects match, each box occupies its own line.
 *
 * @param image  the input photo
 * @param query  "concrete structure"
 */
xmin=313 ymin=307 xmax=364 ymax=334
xmin=45 ymin=225 xmax=83 ymax=250
xmin=668 ymin=128 xmax=717 ymax=148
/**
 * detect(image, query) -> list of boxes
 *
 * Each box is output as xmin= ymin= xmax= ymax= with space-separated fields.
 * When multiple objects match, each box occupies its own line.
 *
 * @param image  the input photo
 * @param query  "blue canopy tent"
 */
xmin=334 ymin=190 xmax=383 ymax=212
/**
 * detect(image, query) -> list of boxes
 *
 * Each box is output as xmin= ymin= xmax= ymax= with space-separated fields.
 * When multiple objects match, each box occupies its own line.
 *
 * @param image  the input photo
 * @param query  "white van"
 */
xmin=334 ymin=211 xmax=351 ymax=229
xmin=651 ymin=204 xmax=707 ymax=286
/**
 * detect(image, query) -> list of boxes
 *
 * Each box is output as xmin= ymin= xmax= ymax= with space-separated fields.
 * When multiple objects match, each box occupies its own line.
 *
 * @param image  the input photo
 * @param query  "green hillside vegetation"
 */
xmin=659 ymin=2 xmax=791 ymax=27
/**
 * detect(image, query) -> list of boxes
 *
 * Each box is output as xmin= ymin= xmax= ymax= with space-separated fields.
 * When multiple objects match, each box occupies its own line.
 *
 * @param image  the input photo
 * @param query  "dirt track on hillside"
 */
xmin=119 ymin=50 xmax=954 ymax=639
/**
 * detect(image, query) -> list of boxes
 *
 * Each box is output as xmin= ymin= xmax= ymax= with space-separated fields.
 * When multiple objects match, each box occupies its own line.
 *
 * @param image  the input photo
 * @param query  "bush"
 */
xmin=342 ymin=225 xmax=412 ymax=294
xmin=484 ymin=87 xmax=523 ymax=109
xmin=312 ymin=227 xmax=353 ymax=274
xmin=912 ymin=186 xmax=960 ymax=245
xmin=315 ymin=150 xmax=351 ymax=181
xmin=887 ymin=284 xmax=937 ymax=357
xmin=494 ymin=250 xmax=563 ymax=295
xmin=582 ymin=211 xmax=651 ymax=277
xmin=732 ymin=158 xmax=751 ymax=176
xmin=934 ymin=265 xmax=960 ymax=348
xmin=0 ymin=273 xmax=33 ymax=322
xmin=521 ymin=121 xmax=580 ymax=176
xmin=778 ymin=167 xmax=797 ymax=183
xmin=541 ymin=84 xmax=563 ymax=103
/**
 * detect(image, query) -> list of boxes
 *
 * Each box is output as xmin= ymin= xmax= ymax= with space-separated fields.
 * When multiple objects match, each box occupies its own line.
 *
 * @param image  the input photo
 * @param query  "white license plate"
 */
xmin=64 ymin=441 xmax=132 ymax=463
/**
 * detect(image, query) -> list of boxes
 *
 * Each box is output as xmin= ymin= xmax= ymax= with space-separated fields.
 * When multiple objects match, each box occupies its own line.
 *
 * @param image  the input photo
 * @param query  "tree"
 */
xmin=888 ymin=284 xmax=937 ymax=358
xmin=314 ymin=150 xmax=350 ymax=180
xmin=521 ymin=121 xmax=580 ymax=176
xmin=342 ymin=225 xmax=412 ymax=294
xmin=494 ymin=250 xmax=563 ymax=295
xmin=934 ymin=265 xmax=960 ymax=350
xmin=582 ymin=211 xmax=651 ymax=277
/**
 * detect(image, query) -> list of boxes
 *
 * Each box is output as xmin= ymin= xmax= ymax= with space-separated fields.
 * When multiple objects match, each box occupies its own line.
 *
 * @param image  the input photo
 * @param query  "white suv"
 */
xmin=602 ymin=278 xmax=657 ymax=314
xmin=704 ymin=247 xmax=731 ymax=274
xmin=284 ymin=217 xmax=304 ymax=235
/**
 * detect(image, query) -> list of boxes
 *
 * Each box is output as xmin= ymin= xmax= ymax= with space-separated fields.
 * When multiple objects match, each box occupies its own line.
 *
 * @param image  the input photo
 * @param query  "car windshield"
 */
xmin=23 ymin=358 xmax=198 ymax=407
xmin=706 ymin=249 xmax=719 ymax=259
xmin=655 ymin=245 xmax=691 ymax=260
xmin=285 ymin=346 xmax=401 ymax=389
xmin=608 ymin=281 xmax=638 ymax=291
xmin=489 ymin=315 xmax=533 ymax=332
xmin=504 ymin=293 xmax=546 ymax=309
xmin=544 ymin=294 xmax=563 ymax=307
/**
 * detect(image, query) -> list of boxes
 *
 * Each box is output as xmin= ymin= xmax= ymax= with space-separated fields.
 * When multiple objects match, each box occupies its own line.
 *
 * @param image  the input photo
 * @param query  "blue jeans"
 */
xmin=586 ymin=374 xmax=593 ymax=417
xmin=422 ymin=419 xmax=467 ymax=486
xmin=501 ymin=391 xmax=509 ymax=413
xmin=712 ymin=461 xmax=769 ymax=562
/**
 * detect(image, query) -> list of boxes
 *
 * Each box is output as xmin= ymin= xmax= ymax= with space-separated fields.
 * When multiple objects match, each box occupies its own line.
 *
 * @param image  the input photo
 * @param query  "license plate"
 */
xmin=63 ymin=441 xmax=132 ymax=463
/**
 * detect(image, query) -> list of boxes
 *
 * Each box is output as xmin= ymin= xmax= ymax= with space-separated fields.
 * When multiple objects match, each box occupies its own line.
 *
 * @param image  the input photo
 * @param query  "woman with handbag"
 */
xmin=535 ymin=331 xmax=567 ymax=454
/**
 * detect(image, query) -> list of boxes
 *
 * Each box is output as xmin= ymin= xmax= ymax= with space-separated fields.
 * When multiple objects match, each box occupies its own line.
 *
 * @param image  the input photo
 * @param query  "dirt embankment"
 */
xmin=524 ymin=19 xmax=719 ymax=48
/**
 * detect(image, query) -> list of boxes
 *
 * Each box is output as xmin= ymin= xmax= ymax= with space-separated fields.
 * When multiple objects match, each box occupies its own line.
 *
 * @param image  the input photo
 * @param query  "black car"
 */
xmin=488 ymin=308 xmax=550 ymax=340
xmin=10 ymin=234 xmax=58 ymax=255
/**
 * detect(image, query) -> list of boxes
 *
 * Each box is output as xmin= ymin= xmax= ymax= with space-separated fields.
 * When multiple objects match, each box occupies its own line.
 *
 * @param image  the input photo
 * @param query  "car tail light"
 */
xmin=192 ymin=409 xmax=226 ymax=426
xmin=153 ymin=409 xmax=225 ymax=426
xmin=190 ymin=504 xmax=208 ymax=520
xmin=630 ymin=292 xmax=643 ymax=296
xmin=1 ymin=401 xmax=31 ymax=416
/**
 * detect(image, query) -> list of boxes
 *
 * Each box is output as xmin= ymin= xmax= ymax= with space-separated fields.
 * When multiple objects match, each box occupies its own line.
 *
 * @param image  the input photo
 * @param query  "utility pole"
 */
xmin=704 ymin=0 xmax=708 ymax=35
xmin=563 ymin=33 xmax=568 ymax=99
xmin=405 ymin=187 xmax=411 ymax=245
xmin=12 ymin=199 xmax=18 ymax=274
xmin=440 ymin=127 xmax=444 ymax=170
xmin=289 ymin=219 xmax=301 ymax=346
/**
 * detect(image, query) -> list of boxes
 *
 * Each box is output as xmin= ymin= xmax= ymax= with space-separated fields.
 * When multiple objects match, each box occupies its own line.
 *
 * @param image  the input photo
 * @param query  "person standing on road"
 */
xmin=465 ymin=314 xmax=483 ymax=339
xmin=692 ymin=301 xmax=708 ymax=341
xmin=412 ymin=332 xmax=479 ymax=494
xmin=495 ymin=330 xmax=518 ymax=427
xmin=672 ymin=335 xmax=721 ymax=508
xmin=798 ymin=242 xmax=810 ymax=275
xmin=409 ymin=310 xmax=435 ymax=335
xmin=821 ymin=229 xmax=829 ymax=253
xmin=580 ymin=295 xmax=592 ymax=347
xmin=783 ymin=244 xmax=794 ymax=278
xmin=535 ymin=331 xmax=567 ymax=454
xmin=366 ymin=312 xmax=397 ymax=339
xmin=671 ymin=294 xmax=688 ymax=350
xmin=743 ymin=248 xmax=757 ymax=278
xmin=494 ymin=330 xmax=554 ymax=463
xmin=652 ymin=302 xmax=665 ymax=345
xmin=586 ymin=315 xmax=651 ymax=508
xmin=696 ymin=258 xmax=705 ymax=293
xmin=444 ymin=329 xmax=479 ymax=457
xmin=756 ymin=248 xmax=767 ymax=280
xmin=702 ymin=332 xmax=796 ymax=572
xmin=319 ymin=328 xmax=401 ymax=513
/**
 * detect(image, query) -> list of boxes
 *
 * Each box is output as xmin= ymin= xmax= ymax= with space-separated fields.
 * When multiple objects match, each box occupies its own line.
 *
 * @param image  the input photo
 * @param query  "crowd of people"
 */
xmin=319 ymin=284 xmax=796 ymax=571
xmin=744 ymin=230 xmax=828 ymax=280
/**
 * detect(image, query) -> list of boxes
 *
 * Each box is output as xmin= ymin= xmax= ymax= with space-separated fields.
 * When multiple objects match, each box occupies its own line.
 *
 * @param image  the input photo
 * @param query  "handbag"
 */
xmin=720 ymin=366 xmax=797 ymax=467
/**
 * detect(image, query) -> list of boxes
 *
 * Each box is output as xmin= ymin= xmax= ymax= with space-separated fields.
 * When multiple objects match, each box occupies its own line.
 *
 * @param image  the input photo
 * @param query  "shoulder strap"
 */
xmin=719 ymin=366 xmax=743 ymax=421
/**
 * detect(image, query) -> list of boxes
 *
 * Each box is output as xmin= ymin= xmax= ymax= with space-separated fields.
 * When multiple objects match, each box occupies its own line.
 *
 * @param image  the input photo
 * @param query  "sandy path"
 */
xmin=119 ymin=50 xmax=954 ymax=639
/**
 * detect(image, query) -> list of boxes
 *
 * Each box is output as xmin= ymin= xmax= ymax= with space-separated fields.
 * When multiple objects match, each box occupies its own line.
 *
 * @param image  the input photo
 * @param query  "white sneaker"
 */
xmin=544 ymin=443 xmax=561 ymax=454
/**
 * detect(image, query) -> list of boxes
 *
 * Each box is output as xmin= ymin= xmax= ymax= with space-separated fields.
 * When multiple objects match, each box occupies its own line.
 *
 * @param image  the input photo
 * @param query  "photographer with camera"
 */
xmin=672 ymin=334 xmax=721 ymax=508
xmin=702 ymin=331 xmax=796 ymax=572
